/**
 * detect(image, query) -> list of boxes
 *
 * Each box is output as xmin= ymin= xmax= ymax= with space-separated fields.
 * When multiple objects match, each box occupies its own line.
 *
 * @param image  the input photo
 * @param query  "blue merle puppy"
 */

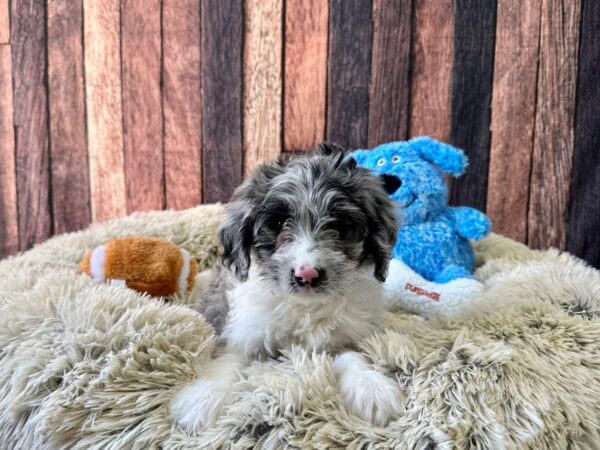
xmin=171 ymin=143 xmax=404 ymax=430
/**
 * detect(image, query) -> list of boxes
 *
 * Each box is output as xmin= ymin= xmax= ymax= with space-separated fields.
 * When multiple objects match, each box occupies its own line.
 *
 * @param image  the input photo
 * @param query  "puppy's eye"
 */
xmin=326 ymin=220 xmax=361 ymax=241
xmin=266 ymin=215 xmax=288 ymax=233
xmin=377 ymin=158 xmax=385 ymax=166
xmin=328 ymin=220 xmax=347 ymax=236
xmin=392 ymin=155 xmax=400 ymax=163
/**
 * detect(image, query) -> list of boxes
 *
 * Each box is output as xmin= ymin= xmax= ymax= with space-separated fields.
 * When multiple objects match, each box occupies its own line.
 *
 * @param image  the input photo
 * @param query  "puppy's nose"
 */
xmin=294 ymin=265 xmax=323 ymax=287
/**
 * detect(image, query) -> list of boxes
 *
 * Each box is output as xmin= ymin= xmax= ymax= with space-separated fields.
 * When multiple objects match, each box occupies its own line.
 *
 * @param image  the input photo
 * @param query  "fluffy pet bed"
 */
xmin=1 ymin=204 xmax=600 ymax=449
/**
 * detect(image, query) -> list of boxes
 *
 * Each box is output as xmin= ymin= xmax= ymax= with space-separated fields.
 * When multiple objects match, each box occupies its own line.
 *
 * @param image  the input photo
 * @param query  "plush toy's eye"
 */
xmin=377 ymin=158 xmax=385 ymax=166
xmin=392 ymin=155 xmax=400 ymax=163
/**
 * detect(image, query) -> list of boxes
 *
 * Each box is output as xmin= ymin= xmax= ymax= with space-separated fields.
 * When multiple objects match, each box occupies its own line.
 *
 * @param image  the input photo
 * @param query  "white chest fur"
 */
xmin=221 ymin=268 xmax=385 ymax=358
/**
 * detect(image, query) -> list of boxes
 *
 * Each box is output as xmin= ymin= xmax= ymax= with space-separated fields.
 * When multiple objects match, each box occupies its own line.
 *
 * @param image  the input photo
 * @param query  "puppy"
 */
xmin=171 ymin=143 xmax=403 ymax=431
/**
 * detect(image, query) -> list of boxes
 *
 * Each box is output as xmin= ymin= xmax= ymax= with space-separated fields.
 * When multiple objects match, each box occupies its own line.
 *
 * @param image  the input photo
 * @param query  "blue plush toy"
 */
xmin=353 ymin=136 xmax=491 ymax=284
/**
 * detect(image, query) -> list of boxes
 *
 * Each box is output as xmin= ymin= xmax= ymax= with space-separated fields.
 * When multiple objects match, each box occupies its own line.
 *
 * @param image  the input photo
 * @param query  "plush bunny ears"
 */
xmin=351 ymin=136 xmax=468 ymax=177
xmin=410 ymin=136 xmax=467 ymax=176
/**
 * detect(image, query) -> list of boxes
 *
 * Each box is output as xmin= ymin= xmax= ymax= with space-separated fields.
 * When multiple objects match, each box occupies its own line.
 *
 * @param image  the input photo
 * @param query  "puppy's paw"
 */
xmin=170 ymin=353 xmax=243 ymax=432
xmin=333 ymin=352 xmax=403 ymax=427
xmin=170 ymin=376 xmax=232 ymax=432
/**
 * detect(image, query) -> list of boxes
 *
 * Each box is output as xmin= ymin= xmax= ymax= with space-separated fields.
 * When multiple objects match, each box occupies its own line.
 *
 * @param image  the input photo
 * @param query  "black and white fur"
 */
xmin=171 ymin=144 xmax=404 ymax=430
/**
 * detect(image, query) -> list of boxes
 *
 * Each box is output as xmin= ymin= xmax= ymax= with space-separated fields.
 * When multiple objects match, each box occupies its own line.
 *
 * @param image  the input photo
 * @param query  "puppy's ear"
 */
xmin=411 ymin=136 xmax=468 ymax=177
xmin=219 ymin=200 xmax=254 ymax=281
xmin=360 ymin=178 xmax=398 ymax=282
xmin=219 ymin=163 xmax=283 ymax=281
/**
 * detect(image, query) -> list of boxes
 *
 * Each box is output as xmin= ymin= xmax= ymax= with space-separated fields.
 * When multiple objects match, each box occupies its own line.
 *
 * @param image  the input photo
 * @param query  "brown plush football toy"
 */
xmin=80 ymin=237 xmax=197 ymax=298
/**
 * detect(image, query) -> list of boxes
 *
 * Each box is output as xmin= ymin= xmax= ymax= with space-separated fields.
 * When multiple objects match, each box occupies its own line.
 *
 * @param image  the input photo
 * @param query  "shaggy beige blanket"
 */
xmin=1 ymin=204 xmax=600 ymax=449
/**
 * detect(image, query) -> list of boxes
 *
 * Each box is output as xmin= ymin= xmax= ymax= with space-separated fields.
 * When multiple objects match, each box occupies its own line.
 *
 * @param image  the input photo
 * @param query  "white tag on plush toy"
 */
xmin=384 ymin=259 xmax=483 ymax=318
xmin=108 ymin=278 xmax=127 ymax=287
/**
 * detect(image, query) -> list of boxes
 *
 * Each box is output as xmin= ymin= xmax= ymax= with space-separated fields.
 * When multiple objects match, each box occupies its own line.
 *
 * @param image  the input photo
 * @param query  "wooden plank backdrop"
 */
xmin=327 ymin=0 xmax=372 ymax=149
xmin=284 ymin=0 xmax=328 ymax=152
xmin=47 ymin=0 xmax=91 ymax=235
xmin=368 ymin=0 xmax=412 ymax=146
xmin=448 ymin=0 xmax=497 ymax=213
xmin=527 ymin=0 xmax=581 ymax=250
xmin=487 ymin=0 xmax=540 ymax=244
xmin=243 ymin=0 xmax=282 ymax=175
xmin=566 ymin=0 xmax=600 ymax=266
xmin=121 ymin=0 xmax=165 ymax=213
xmin=11 ymin=0 xmax=52 ymax=250
xmin=83 ymin=0 xmax=127 ymax=223
xmin=409 ymin=0 xmax=454 ymax=141
xmin=1 ymin=0 xmax=599 ymax=270
xmin=201 ymin=0 xmax=243 ymax=203
xmin=162 ymin=0 xmax=202 ymax=209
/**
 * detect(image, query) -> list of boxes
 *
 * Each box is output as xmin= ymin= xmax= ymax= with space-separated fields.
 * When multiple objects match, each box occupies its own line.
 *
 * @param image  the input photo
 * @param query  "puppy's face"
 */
xmin=219 ymin=144 xmax=398 ymax=296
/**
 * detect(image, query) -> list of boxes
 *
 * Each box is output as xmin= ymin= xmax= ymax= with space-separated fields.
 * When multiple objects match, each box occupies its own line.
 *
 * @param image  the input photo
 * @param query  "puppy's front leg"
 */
xmin=333 ymin=351 xmax=404 ymax=426
xmin=170 ymin=351 xmax=245 ymax=432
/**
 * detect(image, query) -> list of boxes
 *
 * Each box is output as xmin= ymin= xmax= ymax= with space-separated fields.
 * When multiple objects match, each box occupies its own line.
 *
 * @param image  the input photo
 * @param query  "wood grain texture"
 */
xmin=11 ymin=0 xmax=52 ymax=249
xmin=368 ymin=0 xmax=411 ymax=147
xmin=243 ymin=0 xmax=282 ymax=175
xmin=0 ymin=45 xmax=18 ymax=257
xmin=567 ymin=0 xmax=600 ymax=268
xmin=47 ymin=0 xmax=91 ymax=235
xmin=163 ymin=0 xmax=202 ymax=210
xmin=486 ymin=0 xmax=541 ymax=243
xmin=0 ymin=0 xmax=8 ymax=43
xmin=121 ymin=0 xmax=164 ymax=212
xmin=83 ymin=0 xmax=127 ymax=222
xmin=409 ymin=0 xmax=453 ymax=141
xmin=527 ymin=0 xmax=581 ymax=250
xmin=327 ymin=0 xmax=372 ymax=150
xmin=201 ymin=0 xmax=243 ymax=203
xmin=3 ymin=0 xmax=598 ymax=270
xmin=284 ymin=0 xmax=328 ymax=152
xmin=449 ymin=0 xmax=497 ymax=212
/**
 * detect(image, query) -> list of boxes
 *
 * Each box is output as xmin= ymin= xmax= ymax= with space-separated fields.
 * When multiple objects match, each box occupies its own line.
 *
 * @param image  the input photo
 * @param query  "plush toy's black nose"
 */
xmin=381 ymin=174 xmax=402 ymax=195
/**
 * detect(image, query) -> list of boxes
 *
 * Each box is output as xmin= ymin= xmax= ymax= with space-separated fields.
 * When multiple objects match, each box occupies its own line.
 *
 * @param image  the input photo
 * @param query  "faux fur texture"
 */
xmin=1 ymin=204 xmax=600 ymax=449
xmin=352 ymin=137 xmax=492 ymax=282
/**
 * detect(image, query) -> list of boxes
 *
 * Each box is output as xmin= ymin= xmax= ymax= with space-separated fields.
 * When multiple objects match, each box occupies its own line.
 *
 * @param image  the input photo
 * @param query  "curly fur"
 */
xmin=173 ymin=145 xmax=402 ymax=430
xmin=198 ymin=145 xmax=398 ymax=357
xmin=352 ymin=136 xmax=492 ymax=282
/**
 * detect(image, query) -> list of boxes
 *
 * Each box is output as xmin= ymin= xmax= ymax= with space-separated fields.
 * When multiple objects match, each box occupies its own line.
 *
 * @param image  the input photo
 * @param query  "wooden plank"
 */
xmin=368 ymin=0 xmax=412 ymax=147
xmin=201 ymin=0 xmax=243 ymax=203
xmin=243 ymin=0 xmax=283 ymax=175
xmin=47 ymin=0 xmax=91 ymax=235
xmin=326 ymin=0 xmax=372 ymax=150
xmin=408 ymin=0 xmax=453 ymax=141
xmin=11 ymin=0 xmax=52 ymax=249
xmin=0 ymin=45 xmax=18 ymax=257
xmin=486 ymin=0 xmax=541 ymax=243
xmin=448 ymin=0 xmax=497 ymax=212
xmin=283 ymin=0 xmax=328 ymax=152
xmin=567 ymin=0 xmax=600 ymax=268
xmin=83 ymin=0 xmax=127 ymax=222
xmin=0 ymin=0 xmax=9 ymax=43
xmin=121 ymin=0 xmax=164 ymax=213
xmin=163 ymin=0 xmax=202 ymax=209
xmin=527 ymin=0 xmax=581 ymax=250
